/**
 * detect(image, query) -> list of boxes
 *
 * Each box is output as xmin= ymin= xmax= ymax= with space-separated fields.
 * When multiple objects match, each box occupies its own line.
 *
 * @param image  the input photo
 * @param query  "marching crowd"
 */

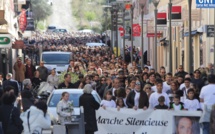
xmin=0 ymin=31 xmax=215 ymax=134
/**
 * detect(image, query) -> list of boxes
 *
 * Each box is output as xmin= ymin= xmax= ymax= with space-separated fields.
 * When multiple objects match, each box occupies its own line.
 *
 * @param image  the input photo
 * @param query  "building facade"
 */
xmin=130 ymin=0 xmax=215 ymax=73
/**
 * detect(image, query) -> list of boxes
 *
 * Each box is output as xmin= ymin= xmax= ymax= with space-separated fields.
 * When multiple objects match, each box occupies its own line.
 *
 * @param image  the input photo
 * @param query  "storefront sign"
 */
xmin=19 ymin=9 xmax=27 ymax=32
xmin=206 ymin=25 xmax=215 ymax=37
xmin=0 ymin=34 xmax=12 ymax=48
xmin=157 ymin=13 xmax=167 ymax=25
xmin=18 ymin=0 xmax=26 ymax=4
xmin=96 ymin=108 xmax=201 ymax=134
xmin=147 ymin=33 xmax=162 ymax=37
xmin=132 ymin=24 xmax=141 ymax=36
xmin=196 ymin=0 xmax=215 ymax=8
xmin=171 ymin=6 xmax=182 ymax=20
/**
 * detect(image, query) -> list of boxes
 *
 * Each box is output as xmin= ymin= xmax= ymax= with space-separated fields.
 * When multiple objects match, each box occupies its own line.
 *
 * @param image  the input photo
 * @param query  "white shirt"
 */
xmin=184 ymin=98 xmax=200 ymax=111
xmin=149 ymin=92 xmax=170 ymax=109
xmin=179 ymin=83 xmax=185 ymax=90
xmin=172 ymin=104 xmax=182 ymax=111
xmin=100 ymin=100 xmax=116 ymax=108
xmin=134 ymin=90 xmax=140 ymax=107
xmin=151 ymin=86 xmax=169 ymax=93
xmin=163 ymin=81 xmax=171 ymax=90
xmin=199 ymin=84 xmax=215 ymax=105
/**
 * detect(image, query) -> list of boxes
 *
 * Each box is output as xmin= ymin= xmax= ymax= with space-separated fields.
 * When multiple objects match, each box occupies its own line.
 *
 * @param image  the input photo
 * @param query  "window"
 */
xmin=42 ymin=54 xmax=71 ymax=64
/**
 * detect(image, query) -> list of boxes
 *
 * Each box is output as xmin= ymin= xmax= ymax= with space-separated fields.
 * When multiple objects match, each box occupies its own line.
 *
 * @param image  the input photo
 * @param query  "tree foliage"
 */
xmin=31 ymin=0 xmax=52 ymax=26
xmin=71 ymin=0 xmax=104 ymax=31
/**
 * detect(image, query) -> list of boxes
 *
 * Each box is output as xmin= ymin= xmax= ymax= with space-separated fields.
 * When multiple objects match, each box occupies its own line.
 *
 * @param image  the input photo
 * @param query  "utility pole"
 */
xmin=130 ymin=5 xmax=134 ymax=63
xmin=169 ymin=0 xmax=172 ymax=73
xmin=141 ymin=3 xmax=145 ymax=69
xmin=153 ymin=0 xmax=159 ymax=71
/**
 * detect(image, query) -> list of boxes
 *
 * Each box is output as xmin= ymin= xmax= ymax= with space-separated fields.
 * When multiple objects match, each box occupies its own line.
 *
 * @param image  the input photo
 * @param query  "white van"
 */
xmin=41 ymin=51 xmax=72 ymax=75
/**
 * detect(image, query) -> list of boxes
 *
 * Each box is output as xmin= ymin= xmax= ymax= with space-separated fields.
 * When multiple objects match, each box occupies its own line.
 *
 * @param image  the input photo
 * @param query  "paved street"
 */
xmin=48 ymin=0 xmax=77 ymax=31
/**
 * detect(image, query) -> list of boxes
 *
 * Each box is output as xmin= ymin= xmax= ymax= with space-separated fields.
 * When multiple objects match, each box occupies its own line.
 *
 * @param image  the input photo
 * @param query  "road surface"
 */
xmin=48 ymin=0 xmax=77 ymax=31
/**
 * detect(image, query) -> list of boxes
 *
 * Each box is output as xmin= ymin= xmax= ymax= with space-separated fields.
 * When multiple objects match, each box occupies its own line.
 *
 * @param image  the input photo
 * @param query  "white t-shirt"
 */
xmin=184 ymin=99 xmax=200 ymax=111
xmin=172 ymin=104 xmax=182 ymax=111
xmin=149 ymin=92 xmax=170 ymax=109
xmin=163 ymin=81 xmax=171 ymax=92
xmin=179 ymin=83 xmax=185 ymax=90
xmin=134 ymin=90 xmax=140 ymax=107
xmin=199 ymin=84 xmax=215 ymax=105
xmin=151 ymin=85 xmax=169 ymax=93
xmin=100 ymin=100 xmax=116 ymax=108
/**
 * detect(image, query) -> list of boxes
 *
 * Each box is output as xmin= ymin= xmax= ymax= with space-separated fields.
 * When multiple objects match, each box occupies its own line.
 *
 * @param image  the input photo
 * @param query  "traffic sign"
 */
xmin=0 ymin=34 xmax=12 ymax=48
xmin=118 ymin=26 xmax=125 ymax=37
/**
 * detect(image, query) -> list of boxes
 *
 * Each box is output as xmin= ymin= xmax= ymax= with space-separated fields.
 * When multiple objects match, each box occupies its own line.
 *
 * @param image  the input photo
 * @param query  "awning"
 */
xmin=184 ymin=30 xmax=202 ymax=37
xmin=159 ymin=37 xmax=166 ymax=42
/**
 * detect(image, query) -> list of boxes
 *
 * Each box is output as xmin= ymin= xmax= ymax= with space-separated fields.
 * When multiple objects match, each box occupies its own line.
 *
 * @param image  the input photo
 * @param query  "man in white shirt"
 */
xmin=162 ymin=73 xmax=172 ymax=92
xmin=199 ymin=74 xmax=215 ymax=134
xmin=179 ymin=74 xmax=191 ymax=90
xmin=149 ymin=80 xmax=170 ymax=109
xmin=181 ymin=78 xmax=191 ymax=99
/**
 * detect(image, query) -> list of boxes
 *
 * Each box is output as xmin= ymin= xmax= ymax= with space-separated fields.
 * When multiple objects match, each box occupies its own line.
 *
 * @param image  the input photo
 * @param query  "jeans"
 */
xmin=202 ymin=122 xmax=210 ymax=134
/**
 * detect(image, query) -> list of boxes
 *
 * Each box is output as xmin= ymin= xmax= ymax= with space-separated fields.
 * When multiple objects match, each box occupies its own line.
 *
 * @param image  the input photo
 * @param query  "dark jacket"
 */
xmin=79 ymin=93 xmax=100 ymax=132
xmin=155 ymin=104 xmax=168 ymax=109
xmin=174 ymin=71 xmax=188 ymax=78
xmin=21 ymin=88 xmax=34 ymax=112
xmin=58 ymin=82 xmax=75 ymax=89
xmin=37 ymin=66 xmax=48 ymax=81
xmin=126 ymin=90 xmax=149 ymax=108
xmin=0 ymin=104 xmax=23 ymax=134
xmin=25 ymin=65 xmax=36 ymax=80
xmin=3 ymin=79 xmax=19 ymax=96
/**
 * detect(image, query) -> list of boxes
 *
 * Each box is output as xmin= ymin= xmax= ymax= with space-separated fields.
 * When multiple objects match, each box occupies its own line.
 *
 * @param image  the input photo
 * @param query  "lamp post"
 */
xmin=153 ymin=0 xmax=160 ymax=71
xmin=169 ymin=0 xmax=172 ymax=73
xmin=116 ymin=8 xmax=119 ymax=57
xmin=140 ymin=0 xmax=145 ymax=69
xmin=130 ymin=5 xmax=134 ymax=63
xmin=188 ymin=0 xmax=193 ymax=73
xmin=122 ymin=6 xmax=126 ymax=61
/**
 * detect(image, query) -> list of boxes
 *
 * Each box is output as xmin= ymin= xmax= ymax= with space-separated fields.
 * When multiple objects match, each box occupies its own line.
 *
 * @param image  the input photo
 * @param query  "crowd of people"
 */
xmin=0 ymin=31 xmax=215 ymax=134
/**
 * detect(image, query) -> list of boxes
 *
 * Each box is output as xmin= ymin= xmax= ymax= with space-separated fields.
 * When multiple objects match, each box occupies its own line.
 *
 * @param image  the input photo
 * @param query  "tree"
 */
xmin=31 ymin=0 xmax=52 ymax=27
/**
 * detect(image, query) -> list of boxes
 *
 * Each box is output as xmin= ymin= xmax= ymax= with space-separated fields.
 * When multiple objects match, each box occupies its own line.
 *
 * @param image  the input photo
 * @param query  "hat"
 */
xmin=83 ymin=84 xmax=93 ymax=94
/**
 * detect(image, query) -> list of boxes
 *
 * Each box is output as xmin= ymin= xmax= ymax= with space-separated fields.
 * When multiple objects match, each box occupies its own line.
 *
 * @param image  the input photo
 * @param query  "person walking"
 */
xmin=37 ymin=61 xmax=48 ymax=82
xmin=79 ymin=84 xmax=100 ymax=134
xmin=0 ymin=93 xmax=23 ymax=134
xmin=13 ymin=57 xmax=26 ymax=90
xmin=56 ymin=92 xmax=73 ymax=125
xmin=199 ymin=74 xmax=215 ymax=134
xmin=20 ymin=101 xmax=51 ymax=134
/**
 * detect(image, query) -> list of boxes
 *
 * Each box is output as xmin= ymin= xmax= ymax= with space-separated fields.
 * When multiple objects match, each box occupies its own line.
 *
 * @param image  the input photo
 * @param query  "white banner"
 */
xmin=96 ymin=108 xmax=202 ymax=134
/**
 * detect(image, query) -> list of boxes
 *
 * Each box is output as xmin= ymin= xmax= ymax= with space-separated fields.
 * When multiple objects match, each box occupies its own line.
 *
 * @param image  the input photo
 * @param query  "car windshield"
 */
xmin=48 ymin=26 xmax=56 ymax=29
xmin=42 ymin=54 xmax=70 ymax=64
xmin=48 ymin=93 xmax=100 ymax=107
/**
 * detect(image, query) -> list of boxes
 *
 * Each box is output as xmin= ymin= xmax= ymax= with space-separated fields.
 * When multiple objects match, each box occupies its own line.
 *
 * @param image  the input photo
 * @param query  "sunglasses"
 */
xmin=136 ymin=82 xmax=141 ymax=85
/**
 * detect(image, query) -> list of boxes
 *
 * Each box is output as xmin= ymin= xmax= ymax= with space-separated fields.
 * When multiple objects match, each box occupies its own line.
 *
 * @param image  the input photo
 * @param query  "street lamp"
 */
xmin=169 ymin=0 xmax=172 ymax=73
xmin=153 ymin=0 xmax=160 ymax=71
xmin=140 ymin=0 xmax=146 ymax=69
xmin=188 ymin=0 xmax=193 ymax=73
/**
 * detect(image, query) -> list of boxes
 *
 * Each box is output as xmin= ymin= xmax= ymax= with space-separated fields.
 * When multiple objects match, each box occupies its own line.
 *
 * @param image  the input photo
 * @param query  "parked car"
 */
xmin=47 ymin=26 xmax=56 ymax=32
xmin=47 ymin=89 xmax=101 ymax=124
xmin=86 ymin=42 xmax=106 ymax=47
xmin=40 ymin=51 xmax=73 ymax=75
xmin=53 ymin=29 xmax=67 ymax=33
